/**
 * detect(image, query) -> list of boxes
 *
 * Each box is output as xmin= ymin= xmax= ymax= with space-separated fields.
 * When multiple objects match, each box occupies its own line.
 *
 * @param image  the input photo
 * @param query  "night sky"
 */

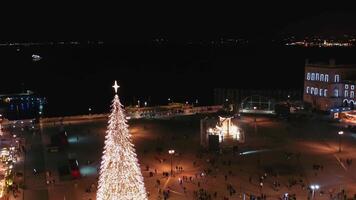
xmin=1 ymin=4 xmax=356 ymax=116
xmin=1 ymin=4 xmax=356 ymax=42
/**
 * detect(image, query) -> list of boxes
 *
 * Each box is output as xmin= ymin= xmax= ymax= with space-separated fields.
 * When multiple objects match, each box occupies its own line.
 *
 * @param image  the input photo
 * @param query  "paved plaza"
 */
xmin=6 ymin=114 xmax=356 ymax=199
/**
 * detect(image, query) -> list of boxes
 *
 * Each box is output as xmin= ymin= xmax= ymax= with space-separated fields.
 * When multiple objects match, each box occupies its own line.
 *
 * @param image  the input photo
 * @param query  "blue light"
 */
xmin=79 ymin=166 xmax=97 ymax=176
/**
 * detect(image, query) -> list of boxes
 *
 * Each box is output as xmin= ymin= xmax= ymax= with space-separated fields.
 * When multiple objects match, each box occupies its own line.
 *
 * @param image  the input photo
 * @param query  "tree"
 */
xmin=97 ymin=81 xmax=147 ymax=200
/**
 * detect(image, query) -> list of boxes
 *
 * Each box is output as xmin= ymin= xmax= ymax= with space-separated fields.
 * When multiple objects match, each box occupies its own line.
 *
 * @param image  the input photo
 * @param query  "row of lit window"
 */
xmin=344 ymin=90 xmax=355 ymax=98
xmin=306 ymin=86 xmax=327 ymax=97
xmin=345 ymin=84 xmax=355 ymax=90
xmin=307 ymin=87 xmax=356 ymax=98
xmin=306 ymin=73 xmax=340 ymax=83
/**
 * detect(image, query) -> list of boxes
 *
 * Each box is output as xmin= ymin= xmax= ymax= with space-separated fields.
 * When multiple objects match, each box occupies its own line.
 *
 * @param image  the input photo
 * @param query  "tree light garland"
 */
xmin=97 ymin=81 xmax=147 ymax=200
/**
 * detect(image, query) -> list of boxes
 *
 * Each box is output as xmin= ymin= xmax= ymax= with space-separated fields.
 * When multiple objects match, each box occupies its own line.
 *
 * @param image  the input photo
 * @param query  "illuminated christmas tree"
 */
xmin=97 ymin=81 xmax=147 ymax=200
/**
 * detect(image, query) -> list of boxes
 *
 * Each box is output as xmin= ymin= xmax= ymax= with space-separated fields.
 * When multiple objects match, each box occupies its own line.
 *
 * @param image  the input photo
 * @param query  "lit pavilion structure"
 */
xmin=200 ymin=116 xmax=244 ymax=148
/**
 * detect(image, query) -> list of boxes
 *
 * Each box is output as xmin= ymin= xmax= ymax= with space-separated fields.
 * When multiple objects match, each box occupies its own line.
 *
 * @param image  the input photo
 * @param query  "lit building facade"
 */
xmin=304 ymin=59 xmax=356 ymax=111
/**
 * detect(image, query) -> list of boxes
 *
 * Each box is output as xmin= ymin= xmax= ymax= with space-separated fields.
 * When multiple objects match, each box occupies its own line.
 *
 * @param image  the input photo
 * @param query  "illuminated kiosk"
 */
xmin=200 ymin=116 xmax=244 ymax=149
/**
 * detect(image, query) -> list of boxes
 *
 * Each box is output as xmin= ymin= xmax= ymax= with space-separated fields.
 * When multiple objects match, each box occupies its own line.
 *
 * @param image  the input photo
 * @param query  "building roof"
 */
xmin=305 ymin=59 xmax=356 ymax=69
xmin=306 ymin=63 xmax=356 ymax=69
xmin=0 ymin=90 xmax=35 ymax=98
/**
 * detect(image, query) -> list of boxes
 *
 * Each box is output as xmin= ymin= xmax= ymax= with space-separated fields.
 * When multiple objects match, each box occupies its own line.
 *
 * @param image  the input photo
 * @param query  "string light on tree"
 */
xmin=97 ymin=81 xmax=147 ymax=200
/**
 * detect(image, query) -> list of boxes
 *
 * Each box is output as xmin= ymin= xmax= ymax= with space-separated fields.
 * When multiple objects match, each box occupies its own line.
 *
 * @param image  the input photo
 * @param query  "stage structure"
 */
xmin=200 ymin=116 xmax=244 ymax=149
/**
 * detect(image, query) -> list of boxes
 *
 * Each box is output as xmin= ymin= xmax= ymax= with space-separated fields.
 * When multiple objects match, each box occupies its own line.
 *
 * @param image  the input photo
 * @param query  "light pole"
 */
xmin=168 ymin=149 xmax=175 ymax=176
xmin=88 ymin=107 xmax=92 ymax=115
xmin=310 ymin=184 xmax=319 ymax=199
xmin=253 ymin=106 xmax=257 ymax=122
xmin=338 ymin=131 xmax=344 ymax=152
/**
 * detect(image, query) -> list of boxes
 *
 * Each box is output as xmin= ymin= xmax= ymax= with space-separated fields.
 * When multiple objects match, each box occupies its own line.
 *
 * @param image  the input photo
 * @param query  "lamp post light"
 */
xmin=168 ymin=149 xmax=175 ymax=175
xmin=88 ymin=107 xmax=92 ymax=115
xmin=253 ymin=106 xmax=257 ymax=122
xmin=338 ymin=131 xmax=344 ymax=152
xmin=310 ymin=184 xmax=320 ymax=199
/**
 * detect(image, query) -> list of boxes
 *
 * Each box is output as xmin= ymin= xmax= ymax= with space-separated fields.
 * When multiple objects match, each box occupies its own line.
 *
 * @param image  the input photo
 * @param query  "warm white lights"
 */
xmin=207 ymin=117 xmax=241 ymax=143
xmin=112 ymin=80 xmax=120 ymax=94
xmin=168 ymin=149 xmax=175 ymax=155
xmin=97 ymin=81 xmax=147 ymax=200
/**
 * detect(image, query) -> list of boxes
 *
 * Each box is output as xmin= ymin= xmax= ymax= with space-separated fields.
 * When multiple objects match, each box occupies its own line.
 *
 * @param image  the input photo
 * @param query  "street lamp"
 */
xmin=310 ymin=184 xmax=320 ymax=199
xmin=168 ymin=149 xmax=175 ymax=175
xmin=338 ymin=131 xmax=344 ymax=152
xmin=88 ymin=107 xmax=92 ymax=115
xmin=253 ymin=107 xmax=257 ymax=122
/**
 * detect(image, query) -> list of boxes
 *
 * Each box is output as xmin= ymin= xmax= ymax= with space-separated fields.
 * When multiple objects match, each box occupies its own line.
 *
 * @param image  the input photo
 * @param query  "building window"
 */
xmin=324 ymin=89 xmax=328 ymax=97
xmin=306 ymin=86 xmax=310 ymax=94
xmin=351 ymin=91 xmax=355 ymax=98
xmin=345 ymin=84 xmax=349 ymax=89
xmin=352 ymin=85 xmax=355 ymax=90
xmin=311 ymin=73 xmax=315 ymax=80
xmin=306 ymin=73 xmax=310 ymax=80
xmin=325 ymin=74 xmax=329 ymax=82
xmin=334 ymin=89 xmax=339 ymax=97
xmin=316 ymin=73 xmax=319 ymax=81
xmin=345 ymin=90 xmax=349 ymax=98
xmin=319 ymin=89 xmax=323 ymax=96
xmin=320 ymin=74 xmax=324 ymax=82
xmin=334 ymin=74 xmax=340 ymax=82
xmin=314 ymin=88 xmax=318 ymax=95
